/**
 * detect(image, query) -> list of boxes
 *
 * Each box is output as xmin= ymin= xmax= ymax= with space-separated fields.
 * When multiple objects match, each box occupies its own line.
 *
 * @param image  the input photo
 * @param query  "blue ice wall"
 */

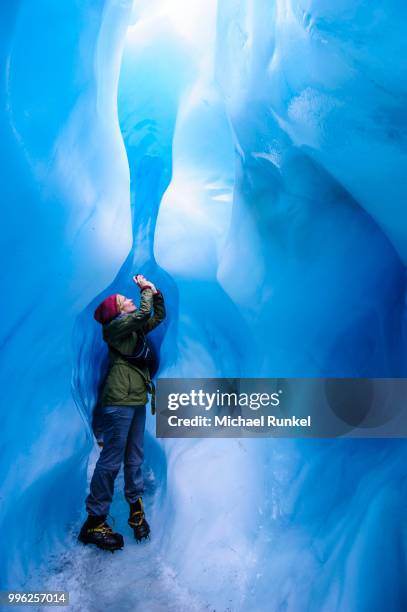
xmin=0 ymin=0 xmax=134 ymax=588
xmin=215 ymin=0 xmax=407 ymax=378
xmin=1 ymin=0 xmax=407 ymax=610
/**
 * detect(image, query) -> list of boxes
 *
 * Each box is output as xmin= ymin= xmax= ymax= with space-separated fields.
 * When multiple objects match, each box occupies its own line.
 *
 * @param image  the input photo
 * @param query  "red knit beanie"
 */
xmin=94 ymin=294 xmax=120 ymax=324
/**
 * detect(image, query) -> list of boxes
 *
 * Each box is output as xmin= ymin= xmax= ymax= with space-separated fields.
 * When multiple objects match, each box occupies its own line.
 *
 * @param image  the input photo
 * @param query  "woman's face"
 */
xmin=117 ymin=294 xmax=136 ymax=314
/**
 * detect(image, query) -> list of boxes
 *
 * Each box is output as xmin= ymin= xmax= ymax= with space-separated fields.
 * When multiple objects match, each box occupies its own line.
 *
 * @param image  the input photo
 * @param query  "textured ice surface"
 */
xmin=1 ymin=0 xmax=407 ymax=610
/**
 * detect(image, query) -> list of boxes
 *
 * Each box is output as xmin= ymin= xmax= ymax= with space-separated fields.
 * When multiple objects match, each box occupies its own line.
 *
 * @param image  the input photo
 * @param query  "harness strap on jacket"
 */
xmin=146 ymin=380 xmax=156 ymax=415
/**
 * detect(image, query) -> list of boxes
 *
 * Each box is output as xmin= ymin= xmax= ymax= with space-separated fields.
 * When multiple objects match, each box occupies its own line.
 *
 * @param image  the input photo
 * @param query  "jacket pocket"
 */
xmin=103 ymin=364 xmax=130 ymax=401
xmin=128 ymin=367 xmax=147 ymax=399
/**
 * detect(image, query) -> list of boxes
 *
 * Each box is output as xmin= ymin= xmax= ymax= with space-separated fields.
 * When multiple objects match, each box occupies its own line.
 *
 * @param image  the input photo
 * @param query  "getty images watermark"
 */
xmin=165 ymin=388 xmax=311 ymax=429
xmin=156 ymin=378 xmax=407 ymax=438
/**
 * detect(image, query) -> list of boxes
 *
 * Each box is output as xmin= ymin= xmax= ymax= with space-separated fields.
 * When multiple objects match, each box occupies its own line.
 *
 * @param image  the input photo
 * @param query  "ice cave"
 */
xmin=1 ymin=0 xmax=407 ymax=610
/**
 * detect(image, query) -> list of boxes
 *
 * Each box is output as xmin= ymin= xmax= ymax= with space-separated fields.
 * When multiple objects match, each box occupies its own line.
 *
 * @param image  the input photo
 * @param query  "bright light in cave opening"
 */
xmin=128 ymin=0 xmax=218 ymax=50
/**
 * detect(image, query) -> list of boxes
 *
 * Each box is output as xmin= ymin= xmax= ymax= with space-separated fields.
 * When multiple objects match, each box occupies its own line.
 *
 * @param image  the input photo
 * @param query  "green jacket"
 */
xmin=99 ymin=288 xmax=166 ymax=408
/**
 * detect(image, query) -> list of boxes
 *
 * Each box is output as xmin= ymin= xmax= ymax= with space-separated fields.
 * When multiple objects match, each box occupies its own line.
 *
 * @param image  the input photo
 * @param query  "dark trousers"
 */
xmin=86 ymin=405 xmax=146 ymax=516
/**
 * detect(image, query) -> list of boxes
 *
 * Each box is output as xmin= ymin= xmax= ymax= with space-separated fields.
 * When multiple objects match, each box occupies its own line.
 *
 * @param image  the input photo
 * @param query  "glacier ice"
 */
xmin=1 ymin=0 xmax=407 ymax=610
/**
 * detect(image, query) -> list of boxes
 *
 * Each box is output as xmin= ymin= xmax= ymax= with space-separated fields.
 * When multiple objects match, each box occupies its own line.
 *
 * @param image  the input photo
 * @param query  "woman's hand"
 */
xmin=133 ymin=274 xmax=157 ymax=293
xmin=133 ymin=274 xmax=149 ymax=289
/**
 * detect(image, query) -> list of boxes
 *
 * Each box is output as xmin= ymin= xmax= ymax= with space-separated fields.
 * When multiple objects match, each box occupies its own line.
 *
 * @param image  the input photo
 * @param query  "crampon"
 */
xmin=128 ymin=497 xmax=150 ymax=542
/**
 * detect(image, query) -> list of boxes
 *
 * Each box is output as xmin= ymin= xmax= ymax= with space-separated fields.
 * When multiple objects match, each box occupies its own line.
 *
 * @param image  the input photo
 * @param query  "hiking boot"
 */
xmin=128 ymin=497 xmax=150 ymax=542
xmin=78 ymin=515 xmax=124 ymax=552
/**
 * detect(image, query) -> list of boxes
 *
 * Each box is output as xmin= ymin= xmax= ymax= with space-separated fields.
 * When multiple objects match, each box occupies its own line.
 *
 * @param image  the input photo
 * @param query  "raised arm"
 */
xmin=104 ymin=288 xmax=154 ymax=343
xmin=143 ymin=290 xmax=166 ymax=334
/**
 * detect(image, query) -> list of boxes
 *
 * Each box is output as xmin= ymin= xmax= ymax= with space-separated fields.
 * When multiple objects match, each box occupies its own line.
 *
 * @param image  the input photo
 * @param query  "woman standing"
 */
xmin=78 ymin=274 xmax=166 ymax=551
